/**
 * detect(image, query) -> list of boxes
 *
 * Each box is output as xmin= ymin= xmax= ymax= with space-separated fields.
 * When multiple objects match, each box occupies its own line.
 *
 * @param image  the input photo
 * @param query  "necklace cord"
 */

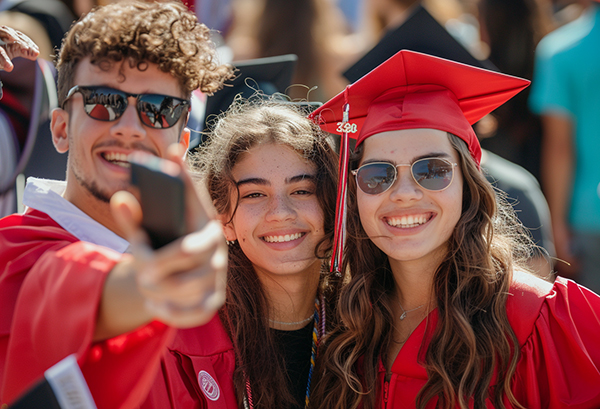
xmin=268 ymin=314 xmax=314 ymax=326
xmin=398 ymin=302 xmax=425 ymax=320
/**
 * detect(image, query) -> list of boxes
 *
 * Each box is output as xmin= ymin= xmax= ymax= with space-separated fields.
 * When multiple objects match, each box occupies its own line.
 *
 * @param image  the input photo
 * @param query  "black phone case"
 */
xmin=130 ymin=160 xmax=186 ymax=249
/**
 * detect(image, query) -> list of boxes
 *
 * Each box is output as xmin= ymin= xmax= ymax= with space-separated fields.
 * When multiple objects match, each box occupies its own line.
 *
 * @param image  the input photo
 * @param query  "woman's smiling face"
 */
xmin=356 ymin=129 xmax=463 ymax=271
xmin=223 ymin=143 xmax=325 ymax=279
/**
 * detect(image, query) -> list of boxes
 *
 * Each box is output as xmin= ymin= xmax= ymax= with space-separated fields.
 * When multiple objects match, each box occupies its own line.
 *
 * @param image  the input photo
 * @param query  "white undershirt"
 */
xmin=22 ymin=177 xmax=130 ymax=254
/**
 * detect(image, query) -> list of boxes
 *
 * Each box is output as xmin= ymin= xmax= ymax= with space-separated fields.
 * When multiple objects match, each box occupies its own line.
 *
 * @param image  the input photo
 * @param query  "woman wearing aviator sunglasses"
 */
xmin=309 ymin=50 xmax=600 ymax=409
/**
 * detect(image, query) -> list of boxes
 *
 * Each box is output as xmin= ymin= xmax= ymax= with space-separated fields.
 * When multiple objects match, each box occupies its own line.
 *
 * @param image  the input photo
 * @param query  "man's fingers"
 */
xmin=138 ymin=241 xmax=226 ymax=303
xmin=110 ymin=190 xmax=143 ymax=239
xmin=0 ymin=26 xmax=39 ymax=63
xmin=133 ymin=220 xmax=227 ymax=328
xmin=143 ymin=277 xmax=226 ymax=328
xmin=0 ymin=46 xmax=13 ymax=72
xmin=13 ymin=30 xmax=39 ymax=56
xmin=136 ymin=220 xmax=225 ymax=285
xmin=181 ymin=221 xmax=225 ymax=254
xmin=4 ymin=41 xmax=39 ymax=61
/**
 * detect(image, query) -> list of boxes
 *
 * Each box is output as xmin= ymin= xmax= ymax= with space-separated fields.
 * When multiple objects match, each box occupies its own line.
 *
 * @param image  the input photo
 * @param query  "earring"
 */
xmin=226 ymin=239 xmax=237 ymax=246
xmin=321 ymin=261 xmax=342 ymax=277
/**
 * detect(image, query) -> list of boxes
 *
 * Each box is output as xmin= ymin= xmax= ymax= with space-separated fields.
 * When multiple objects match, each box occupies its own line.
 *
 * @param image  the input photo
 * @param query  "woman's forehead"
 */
xmin=361 ymin=129 xmax=456 ymax=160
xmin=232 ymin=143 xmax=315 ymax=180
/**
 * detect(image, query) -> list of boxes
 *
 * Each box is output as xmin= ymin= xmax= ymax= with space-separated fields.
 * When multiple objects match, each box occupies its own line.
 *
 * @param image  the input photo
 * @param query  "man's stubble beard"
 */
xmin=68 ymin=135 xmax=130 ymax=204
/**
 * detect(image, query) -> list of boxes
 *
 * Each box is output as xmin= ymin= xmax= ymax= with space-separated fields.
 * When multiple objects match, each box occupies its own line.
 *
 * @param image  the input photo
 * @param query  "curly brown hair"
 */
xmin=312 ymin=134 xmax=535 ymax=409
xmin=55 ymin=0 xmax=233 ymax=104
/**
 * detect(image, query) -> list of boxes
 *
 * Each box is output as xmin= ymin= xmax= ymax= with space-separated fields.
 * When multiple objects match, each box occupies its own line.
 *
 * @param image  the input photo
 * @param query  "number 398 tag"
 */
xmin=336 ymin=122 xmax=357 ymax=134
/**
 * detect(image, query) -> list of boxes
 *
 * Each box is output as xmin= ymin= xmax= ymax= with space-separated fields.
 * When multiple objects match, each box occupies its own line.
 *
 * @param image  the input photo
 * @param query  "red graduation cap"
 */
xmin=310 ymin=49 xmax=530 ymax=164
xmin=308 ymin=50 xmax=530 ymax=272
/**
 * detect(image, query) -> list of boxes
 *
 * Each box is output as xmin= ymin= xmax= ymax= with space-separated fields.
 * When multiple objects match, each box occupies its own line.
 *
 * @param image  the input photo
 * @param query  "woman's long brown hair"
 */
xmin=190 ymin=99 xmax=340 ymax=408
xmin=312 ymin=134 xmax=534 ymax=409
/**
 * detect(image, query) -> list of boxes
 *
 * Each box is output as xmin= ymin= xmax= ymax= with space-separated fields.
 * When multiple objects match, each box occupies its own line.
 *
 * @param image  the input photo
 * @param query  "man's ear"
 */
xmin=51 ymin=107 xmax=69 ymax=153
xmin=216 ymin=212 xmax=237 ymax=242
xmin=179 ymin=127 xmax=190 ymax=160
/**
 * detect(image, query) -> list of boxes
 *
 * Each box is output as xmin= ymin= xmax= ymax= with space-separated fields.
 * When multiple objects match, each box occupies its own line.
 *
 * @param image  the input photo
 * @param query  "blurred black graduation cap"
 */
xmin=343 ymin=4 xmax=497 ymax=83
xmin=206 ymin=54 xmax=298 ymax=121
xmin=188 ymin=53 xmax=325 ymax=148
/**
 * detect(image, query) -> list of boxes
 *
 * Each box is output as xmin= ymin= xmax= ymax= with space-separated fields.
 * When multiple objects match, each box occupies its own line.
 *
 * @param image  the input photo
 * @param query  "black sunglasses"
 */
xmin=351 ymin=157 xmax=457 ymax=195
xmin=63 ymin=85 xmax=190 ymax=129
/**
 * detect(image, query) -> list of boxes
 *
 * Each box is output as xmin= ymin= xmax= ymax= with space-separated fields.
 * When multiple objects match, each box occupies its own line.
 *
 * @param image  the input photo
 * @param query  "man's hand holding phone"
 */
xmin=95 ymin=144 xmax=227 ymax=340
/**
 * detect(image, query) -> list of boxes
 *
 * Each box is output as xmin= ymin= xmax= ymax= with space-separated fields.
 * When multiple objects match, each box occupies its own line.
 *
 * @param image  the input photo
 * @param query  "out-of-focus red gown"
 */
xmin=0 ymin=209 xmax=174 ymax=408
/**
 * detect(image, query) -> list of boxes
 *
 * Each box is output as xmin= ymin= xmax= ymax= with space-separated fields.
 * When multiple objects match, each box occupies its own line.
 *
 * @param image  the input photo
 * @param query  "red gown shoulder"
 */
xmin=382 ymin=270 xmax=600 ymax=408
xmin=508 ymin=270 xmax=600 ymax=408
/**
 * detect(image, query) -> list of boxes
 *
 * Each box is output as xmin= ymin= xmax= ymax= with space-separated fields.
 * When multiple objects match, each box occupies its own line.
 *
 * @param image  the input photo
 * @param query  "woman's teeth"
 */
xmin=263 ymin=232 xmax=304 ymax=243
xmin=386 ymin=214 xmax=429 ymax=228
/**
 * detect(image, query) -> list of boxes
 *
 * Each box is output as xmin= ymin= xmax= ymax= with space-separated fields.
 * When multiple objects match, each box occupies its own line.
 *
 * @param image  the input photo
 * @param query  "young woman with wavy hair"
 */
xmin=142 ymin=99 xmax=340 ymax=408
xmin=309 ymin=50 xmax=600 ymax=409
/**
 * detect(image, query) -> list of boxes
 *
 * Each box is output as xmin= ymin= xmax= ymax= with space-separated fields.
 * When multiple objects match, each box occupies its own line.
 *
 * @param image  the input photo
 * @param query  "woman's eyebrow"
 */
xmin=236 ymin=177 xmax=269 ymax=187
xmin=235 ymin=174 xmax=316 ymax=187
xmin=286 ymin=174 xmax=316 ymax=184
xmin=361 ymin=152 xmax=452 ymax=165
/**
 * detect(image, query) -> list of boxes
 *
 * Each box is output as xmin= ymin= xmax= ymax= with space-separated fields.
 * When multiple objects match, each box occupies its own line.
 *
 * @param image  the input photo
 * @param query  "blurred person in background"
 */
xmin=225 ymin=0 xmax=358 ymax=101
xmin=529 ymin=0 xmax=600 ymax=291
xmin=475 ymin=0 xmax=555 ymax=183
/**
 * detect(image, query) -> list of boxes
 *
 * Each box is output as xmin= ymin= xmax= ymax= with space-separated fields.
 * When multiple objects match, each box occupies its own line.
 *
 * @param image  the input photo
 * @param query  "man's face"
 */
xmin=52 ymin=58 xmax=189 ymax=213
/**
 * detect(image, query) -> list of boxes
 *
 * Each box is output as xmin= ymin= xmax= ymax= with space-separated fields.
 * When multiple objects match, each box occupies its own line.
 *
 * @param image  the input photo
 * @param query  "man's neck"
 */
xmin=63 ymin=183 xmax=126 ymax=239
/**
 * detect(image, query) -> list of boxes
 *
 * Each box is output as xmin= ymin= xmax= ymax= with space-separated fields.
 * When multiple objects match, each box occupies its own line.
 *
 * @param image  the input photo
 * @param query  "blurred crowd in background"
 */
xmin=1 ymin=0 xmax=599 ymax=289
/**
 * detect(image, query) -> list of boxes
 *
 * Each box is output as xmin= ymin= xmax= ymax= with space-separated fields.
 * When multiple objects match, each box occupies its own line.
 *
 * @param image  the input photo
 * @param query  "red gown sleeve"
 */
xmin=512 ymin=277 xmax=600 ymax=408
xmin=0 ymin=212 xmax=174 ymax=408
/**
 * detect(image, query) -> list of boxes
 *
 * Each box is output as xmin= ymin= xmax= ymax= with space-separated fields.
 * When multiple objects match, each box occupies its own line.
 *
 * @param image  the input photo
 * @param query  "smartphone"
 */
xmin=129 ymin=153 xmax=186 ymax=249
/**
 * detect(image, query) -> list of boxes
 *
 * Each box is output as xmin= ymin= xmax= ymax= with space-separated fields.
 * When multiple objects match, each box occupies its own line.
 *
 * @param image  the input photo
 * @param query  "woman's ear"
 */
xmin=216 ymin=212 xmax=237 ymax=242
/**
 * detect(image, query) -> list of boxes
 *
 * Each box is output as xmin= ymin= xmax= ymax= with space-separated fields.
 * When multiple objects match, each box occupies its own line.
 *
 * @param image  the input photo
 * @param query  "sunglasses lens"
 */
xmin=356 ymin=163 xmax=396 ymax=194
xmin=355 ymin=159 xmax=454 ymax=195
xmin=138 ymin=95 xmax=187 ymax=129
xmin=82 ymin=88 xmax=127 ymax=121
xmin=412 ymin=158 xmax=454 ymax=191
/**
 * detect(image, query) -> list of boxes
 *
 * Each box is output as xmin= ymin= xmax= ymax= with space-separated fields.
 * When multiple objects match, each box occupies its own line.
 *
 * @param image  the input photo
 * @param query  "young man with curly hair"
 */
xmin=0 ymin=2 xmax=233 ymax=407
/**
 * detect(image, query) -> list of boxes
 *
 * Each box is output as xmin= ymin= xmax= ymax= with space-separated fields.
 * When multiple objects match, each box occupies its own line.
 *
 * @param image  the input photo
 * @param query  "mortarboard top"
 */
xmin=203 ymin=54 xmax=298 ymax=129
xmin=343 ymin=4 xmax=497 ymax=83
xmin=309 ymin=50 xmax=530 ymax=165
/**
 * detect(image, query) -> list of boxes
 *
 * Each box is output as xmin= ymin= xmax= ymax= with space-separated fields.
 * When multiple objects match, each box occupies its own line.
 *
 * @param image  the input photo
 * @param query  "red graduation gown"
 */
xmin=140 ymin=314 xmax=238 ymax=408
xmin=378 ymin=271 xmax=600 ymax=408
xmin=0 ymin=209 xmax=174 ymax=408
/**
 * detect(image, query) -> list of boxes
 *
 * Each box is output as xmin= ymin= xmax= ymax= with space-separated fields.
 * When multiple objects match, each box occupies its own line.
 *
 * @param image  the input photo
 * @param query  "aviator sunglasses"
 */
xmin=351 ymin=157 xmax=457 ymax=195
xmin=62 ymin=85 xmax=190 ymax=129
